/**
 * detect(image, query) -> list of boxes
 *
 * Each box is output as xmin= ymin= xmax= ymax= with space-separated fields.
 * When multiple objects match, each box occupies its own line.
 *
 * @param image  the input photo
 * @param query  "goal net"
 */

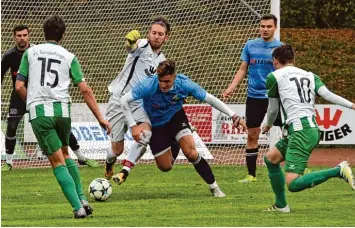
xmin=1 ymin=0 xmax=277 ymax=168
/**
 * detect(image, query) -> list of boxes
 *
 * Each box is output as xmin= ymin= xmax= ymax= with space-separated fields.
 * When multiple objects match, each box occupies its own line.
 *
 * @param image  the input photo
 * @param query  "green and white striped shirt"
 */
xmin=18 ymin=42 xmax=85 ymax=120
xmin=267 ymin=66 xmax=325 ymax=127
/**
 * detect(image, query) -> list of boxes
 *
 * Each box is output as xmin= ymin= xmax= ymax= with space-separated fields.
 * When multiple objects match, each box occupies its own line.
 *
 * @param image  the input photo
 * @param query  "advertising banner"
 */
xmin=211 ymin=104 xmax=270 ymax=144
xmin=22 ymin=104 xmax=213 ymax=160
xmin=316 ymin=105 xmax=355 ymax=144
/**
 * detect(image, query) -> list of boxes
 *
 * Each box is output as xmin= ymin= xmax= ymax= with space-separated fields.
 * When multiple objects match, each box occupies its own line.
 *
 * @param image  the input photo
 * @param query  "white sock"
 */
xmin=126 ymin=141 xmax=147 ymax=165
xmin=122 ymin=166 xmax=131 ymax=173
xmin=209 ymin=181 xmax=218 ymax=189
xmin=6 ymin=154 xmax=13 ymax=165
xmin=106 ymin=149 xmax=117 ymax=163
xmin=72 ymin=149 xmax=86 ymax=161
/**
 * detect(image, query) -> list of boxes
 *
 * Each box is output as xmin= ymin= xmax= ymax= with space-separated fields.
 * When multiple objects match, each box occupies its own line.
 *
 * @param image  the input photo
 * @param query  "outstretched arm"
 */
xmin=317 ymin=86 xmax=354 ymax=109
xmin=204 ymin=93 xmax=246 ymax=130
xmin=120 ymin=91 xmax=145 ymax=142
xmin=119 ymin=91 xmax=136 ymax=127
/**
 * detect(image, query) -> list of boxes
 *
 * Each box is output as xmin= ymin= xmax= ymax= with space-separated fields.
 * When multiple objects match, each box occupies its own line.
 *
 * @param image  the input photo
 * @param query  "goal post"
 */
xmin=1 ymin=0 xmax=280 ymax=168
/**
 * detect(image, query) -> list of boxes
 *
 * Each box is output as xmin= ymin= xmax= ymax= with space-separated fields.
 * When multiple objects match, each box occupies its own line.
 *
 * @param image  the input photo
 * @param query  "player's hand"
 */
xmin=125 ymin=30 xmax=141 ymax=44
xmin=99 ymin=119 xmax=112 ymax=135
xmin=131 ymin=125 xmax=144 ymax=142
xmin=351 ymin=104 xmax=355 ymax=110
xmin=223 ymin=88 xmax=234 ymax=99
xmin=261 ymin=125 xmax=271 ymax=134
xmin=232 ymin=114 xmax=247 ymax=132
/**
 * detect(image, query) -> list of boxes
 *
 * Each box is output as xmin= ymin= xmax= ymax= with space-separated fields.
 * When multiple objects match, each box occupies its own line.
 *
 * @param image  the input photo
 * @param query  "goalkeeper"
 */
xmin=105 ymin=17 xmax=170 ymax=184
xmin=119 ymin=59 xmax=247 ymax=197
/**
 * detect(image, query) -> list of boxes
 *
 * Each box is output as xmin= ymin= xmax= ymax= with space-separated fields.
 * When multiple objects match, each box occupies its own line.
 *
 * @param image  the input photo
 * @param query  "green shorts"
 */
xmin=30 ymin=117 xmax=71 ymax=155
xmin=275 ymin=127 xmax=320 ymax=174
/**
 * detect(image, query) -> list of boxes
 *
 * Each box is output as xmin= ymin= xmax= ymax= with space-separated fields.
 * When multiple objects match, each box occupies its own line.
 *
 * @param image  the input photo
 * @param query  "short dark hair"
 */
xmin=272 ymin=44 xmax=295 ymax=65
xmin=150 ymin=16 xmax=171 ymax=35
xmin=13 ymin=25 xmax=29 ymax=35
xmin=260 ymin=14 xmax=278 ymax=26
xmin=157 ymin=59 xmax=176 ymax=77
xmin=43 ymin=15 xmax=66 ymax=42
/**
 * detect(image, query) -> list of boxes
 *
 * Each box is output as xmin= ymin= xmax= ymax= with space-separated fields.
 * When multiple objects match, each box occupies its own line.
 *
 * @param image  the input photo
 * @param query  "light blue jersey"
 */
xmin=131 ymin=74 xmax=207 ymax=127
xmin=241 ymin=38 xmax=283 ymax=98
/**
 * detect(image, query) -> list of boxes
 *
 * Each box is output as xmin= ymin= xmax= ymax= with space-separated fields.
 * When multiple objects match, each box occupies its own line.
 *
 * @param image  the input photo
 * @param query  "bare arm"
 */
xmin=223 ymin=61 xmax=248 ymax=98
xmin=78 ymin=81 xmax=111 ymax=134
xmin=15 ymin=79 xmax=27 ymax=101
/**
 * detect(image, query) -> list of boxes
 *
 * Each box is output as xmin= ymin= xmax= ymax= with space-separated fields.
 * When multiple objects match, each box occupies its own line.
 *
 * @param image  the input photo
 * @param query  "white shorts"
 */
xmin=106 ymin=96 xmax=151 ymax=142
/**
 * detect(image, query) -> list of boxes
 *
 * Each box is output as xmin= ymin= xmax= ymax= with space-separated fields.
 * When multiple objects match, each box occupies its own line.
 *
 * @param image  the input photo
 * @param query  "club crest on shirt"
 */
xmin=172 ymin=94 xmax=179 ymax=101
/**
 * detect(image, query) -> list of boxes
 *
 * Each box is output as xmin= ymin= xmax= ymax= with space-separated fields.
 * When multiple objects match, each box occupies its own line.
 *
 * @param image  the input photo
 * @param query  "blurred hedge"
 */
xmin=281 ymin=0 xmax=355 ymax=28
xmin=281 ymin=28 xmax=355 ymax=103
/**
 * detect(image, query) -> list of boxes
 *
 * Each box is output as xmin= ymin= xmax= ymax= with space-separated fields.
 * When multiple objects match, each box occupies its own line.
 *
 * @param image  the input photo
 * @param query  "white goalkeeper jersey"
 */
xmin=108 ymin=39 xmax=166 ymax=101
xmin=18 ymin=42 xmax=85 ymax=120
xmin=267 ymin=66 xmax=324 ymax=126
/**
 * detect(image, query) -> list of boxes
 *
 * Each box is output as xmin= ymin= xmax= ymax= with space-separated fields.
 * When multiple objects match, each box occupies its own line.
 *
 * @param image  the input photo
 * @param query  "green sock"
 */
xmin=53 ymin=165 xmax=82 ymax=211
xmin=288 ymin=167 xmax=340 ymax=192
xmin=65 ymin=158 xmax=87 ymax=201
xmin=264 ymin=156 xmax=287 ymax=208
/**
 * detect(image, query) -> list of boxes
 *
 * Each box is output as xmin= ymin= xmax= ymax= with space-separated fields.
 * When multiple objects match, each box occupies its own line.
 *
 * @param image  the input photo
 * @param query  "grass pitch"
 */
xmin=1 ymin=165 xmax=354 ymax=227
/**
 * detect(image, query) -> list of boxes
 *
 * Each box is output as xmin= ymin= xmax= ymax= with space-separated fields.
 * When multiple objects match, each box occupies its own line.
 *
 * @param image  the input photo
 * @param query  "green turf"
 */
xmin=1 ymin=165 xmax=354 ymax=227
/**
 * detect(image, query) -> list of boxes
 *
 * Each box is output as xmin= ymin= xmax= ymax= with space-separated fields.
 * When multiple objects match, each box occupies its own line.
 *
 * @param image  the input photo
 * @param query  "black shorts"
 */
xmin=8 ymin=92 xmax=26 ymax=118
xmin=245 ymin=97 xmax=282 ymax=128
xmin=149 ymin=108 xmax=191 ymax=157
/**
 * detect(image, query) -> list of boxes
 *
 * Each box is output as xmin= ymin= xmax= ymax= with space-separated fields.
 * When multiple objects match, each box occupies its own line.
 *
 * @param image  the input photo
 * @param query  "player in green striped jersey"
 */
xmin=262 ymin=44 xmax=355 ymax=213
xmin=15 ymin=15 xmax=111 ymax=218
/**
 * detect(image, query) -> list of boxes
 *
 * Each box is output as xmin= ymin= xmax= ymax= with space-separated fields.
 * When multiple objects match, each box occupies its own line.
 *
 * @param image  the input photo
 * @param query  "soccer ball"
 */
xmin=88 ymin=178 xmax=113 ymax=201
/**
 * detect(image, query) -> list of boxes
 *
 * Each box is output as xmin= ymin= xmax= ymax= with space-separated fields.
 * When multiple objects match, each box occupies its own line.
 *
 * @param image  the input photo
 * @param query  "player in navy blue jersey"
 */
xmin=223 ymin=14 xmax=283 ymax=183
xmin=119 ymin=59 xmax=246 ymax=197
xmin=1 ymin=25 xmax=99 ymax=170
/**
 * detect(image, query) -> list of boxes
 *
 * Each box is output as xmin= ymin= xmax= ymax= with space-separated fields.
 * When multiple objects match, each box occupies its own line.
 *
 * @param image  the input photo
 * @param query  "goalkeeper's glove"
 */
xmin=125 ymin=30 xmax=141 ymax=46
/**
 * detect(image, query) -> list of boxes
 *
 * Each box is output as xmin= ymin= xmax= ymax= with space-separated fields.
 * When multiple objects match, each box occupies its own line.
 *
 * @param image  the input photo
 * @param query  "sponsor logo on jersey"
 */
xmin=316 ymin=108 xmax=352 ymax=141
xmin=144 ymin=66 xmax=156 ymax=77
xmin=9 ymin=108 xmax=18 ymax=115
xmin=250 ymin=59 xmax=273 ymax=65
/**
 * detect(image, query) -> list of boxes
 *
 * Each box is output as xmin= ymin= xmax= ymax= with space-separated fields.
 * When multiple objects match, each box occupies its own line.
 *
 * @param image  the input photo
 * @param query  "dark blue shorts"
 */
xmin=149 ymin=108 xmax=191 ymax=156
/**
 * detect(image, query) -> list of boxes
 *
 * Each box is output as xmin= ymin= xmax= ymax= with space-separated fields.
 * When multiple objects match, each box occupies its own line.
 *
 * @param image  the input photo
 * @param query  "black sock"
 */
xmin=189 ymin=154 xmax=215 ymax=184
xmin=69 ymin=132 xmax=80 ymax=151
xmin=5 ymin=137 xmax=16 ymax=155
xmin=171 ymin=140 xmax=180 ymax=164
xmin=246 ymin=148 xmax=258 ymax=177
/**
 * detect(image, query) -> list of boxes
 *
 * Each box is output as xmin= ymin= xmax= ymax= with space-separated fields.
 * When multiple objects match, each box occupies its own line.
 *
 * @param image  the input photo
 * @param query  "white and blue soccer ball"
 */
xmin=88 ymin=178 xmax=112 ymax=201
